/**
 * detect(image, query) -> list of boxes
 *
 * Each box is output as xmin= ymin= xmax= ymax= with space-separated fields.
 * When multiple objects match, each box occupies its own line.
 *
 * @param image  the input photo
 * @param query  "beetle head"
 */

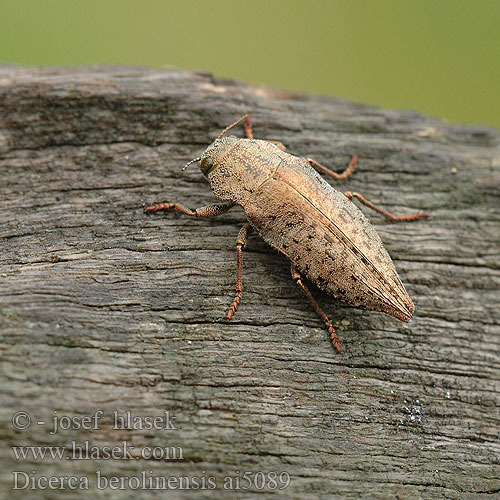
xmin=182 ymin=114 xmax=248 ymax=175
xmin=199 ymin=136 xmax=239 ymax=177
xmin=182 ymin=114 xmax=267 ymax=205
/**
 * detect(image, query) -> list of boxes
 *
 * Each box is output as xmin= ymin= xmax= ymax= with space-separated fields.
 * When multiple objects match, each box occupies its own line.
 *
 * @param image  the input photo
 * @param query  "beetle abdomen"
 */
xmin=243 ymin=157 xmax=414 ymax=322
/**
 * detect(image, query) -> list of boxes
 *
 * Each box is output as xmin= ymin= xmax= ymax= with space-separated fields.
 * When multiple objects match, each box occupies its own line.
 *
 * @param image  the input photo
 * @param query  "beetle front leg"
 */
xmin=291 ymin=264 xmax=341 ymax=352
xmin=226 ymin=224 xmax=253 ymax=320
xmin=344 ymin=192 xmax=428 ymax=222
xmin=306 ymin=156 xmax=357 ymax=181
xmin=145 ymin=201 xmax=235 ymax=217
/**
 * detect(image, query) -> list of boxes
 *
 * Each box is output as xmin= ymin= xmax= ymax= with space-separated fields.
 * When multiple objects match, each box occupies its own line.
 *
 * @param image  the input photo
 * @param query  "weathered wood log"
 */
xmin=0 ymin=66 xmax=499 ymax=499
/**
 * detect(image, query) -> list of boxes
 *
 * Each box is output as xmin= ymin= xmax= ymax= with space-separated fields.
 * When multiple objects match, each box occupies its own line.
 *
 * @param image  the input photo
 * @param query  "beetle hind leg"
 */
xmin=344 ymin=192 xmax=428 ymax=222
xmin=226 ymin=224 xmax=253 ymax=320
xmin=290 ymin=264 xmax=341 ymax=352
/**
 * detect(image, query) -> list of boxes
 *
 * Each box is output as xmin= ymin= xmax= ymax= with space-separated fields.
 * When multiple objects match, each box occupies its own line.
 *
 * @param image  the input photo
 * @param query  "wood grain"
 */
xmin=0 ymin=66 xmax=499 ymax=499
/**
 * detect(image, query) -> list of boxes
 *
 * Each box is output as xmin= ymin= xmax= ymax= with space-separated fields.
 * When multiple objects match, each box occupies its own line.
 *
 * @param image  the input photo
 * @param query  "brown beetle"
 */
xmin=147 ymin=115 xmax=427 ymax=351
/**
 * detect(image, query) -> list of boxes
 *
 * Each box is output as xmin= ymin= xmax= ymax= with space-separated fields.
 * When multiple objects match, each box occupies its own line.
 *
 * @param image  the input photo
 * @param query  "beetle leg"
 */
xmin=306 ymin=155 xmax=357 ymax=181
xmin=267 ymin=140 xmax=286 ymax=151
xmin=290 ymin=264 xmax=341 ymax=352
xmin=226 ymin=224 xmax=253 ymax=320
xmin=344 ymin=192 xmax=428 ymax=222
xmin=243 ymin=115 xmax=285 ymax=150
xmin=145 ymin=202 xmax=235 ymax=217
xmin=243 ymin=115 xmax=253 ymax=139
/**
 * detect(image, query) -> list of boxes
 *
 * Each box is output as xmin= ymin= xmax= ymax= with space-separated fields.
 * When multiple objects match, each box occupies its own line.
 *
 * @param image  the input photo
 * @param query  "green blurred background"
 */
xmin=1 ymin=0 xmax=499 ymax=129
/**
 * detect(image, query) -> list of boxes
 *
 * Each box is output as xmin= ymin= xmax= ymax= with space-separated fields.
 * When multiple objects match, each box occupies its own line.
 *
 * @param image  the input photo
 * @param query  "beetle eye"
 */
xmin=200 ymin=156 xmax=214 ymax=175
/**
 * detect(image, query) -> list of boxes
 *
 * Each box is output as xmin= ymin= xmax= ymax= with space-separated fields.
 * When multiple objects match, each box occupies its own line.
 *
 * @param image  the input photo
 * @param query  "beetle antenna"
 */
xmin=182 ymin=156 xmax=201 ymax=171
xmin=217 ymin=114 xmax=249 ymax=140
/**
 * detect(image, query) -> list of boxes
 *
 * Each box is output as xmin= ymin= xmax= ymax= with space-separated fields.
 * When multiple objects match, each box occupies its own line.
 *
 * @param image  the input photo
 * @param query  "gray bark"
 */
xmin=0 ymin=66 xmax=499 ymax=500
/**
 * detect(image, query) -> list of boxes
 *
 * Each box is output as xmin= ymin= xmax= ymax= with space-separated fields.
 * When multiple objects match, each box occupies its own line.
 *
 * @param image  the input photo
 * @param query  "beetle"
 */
xmin=146 ymin=115 xmax=427 ymax=351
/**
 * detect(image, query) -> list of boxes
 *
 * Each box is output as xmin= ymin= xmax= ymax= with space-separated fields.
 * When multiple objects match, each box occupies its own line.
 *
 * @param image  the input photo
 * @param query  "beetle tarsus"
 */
xmin=344 ymin=192 xmax=429 ymax=222
xmin=226 ymin=293 xmax=241 ymax=319
xmin=145 ymin=202 xmax=175 ymax=213
xmin=329 ymin=326 xmax=342 ymax=353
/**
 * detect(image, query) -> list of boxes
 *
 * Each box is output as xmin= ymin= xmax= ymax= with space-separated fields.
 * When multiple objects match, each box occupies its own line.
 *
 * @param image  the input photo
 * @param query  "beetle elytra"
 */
xmin=146 ymin=115 xmax=427 ymax=351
